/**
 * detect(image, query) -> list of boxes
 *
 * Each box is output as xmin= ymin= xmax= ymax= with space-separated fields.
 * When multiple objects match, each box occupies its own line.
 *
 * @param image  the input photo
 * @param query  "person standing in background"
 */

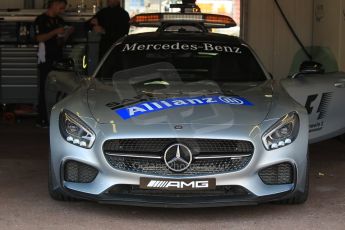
xmin=182 ymin=0 xmax=201 ymax=12
xmin=34 ymin=0 xmax=74 ymax=127
xmin=90 ymin=0 xmax=130 ymax=59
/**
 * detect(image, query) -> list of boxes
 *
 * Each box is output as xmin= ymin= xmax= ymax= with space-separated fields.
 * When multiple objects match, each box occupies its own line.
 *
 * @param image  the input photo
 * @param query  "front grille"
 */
xmin=103 ymin=138 xmax=254 ymax=154
xmin=259 ymin=163 xmax=294 ymax=185
xmin=103 ymin=138 xmax=254 ymax=176
xmin=64 ymin=160 xmax=98 ymax=183
xmin=108 ymin=185 xmax=251 ymax=198
xmin=105 ymin=155 xmax=252 ymax=176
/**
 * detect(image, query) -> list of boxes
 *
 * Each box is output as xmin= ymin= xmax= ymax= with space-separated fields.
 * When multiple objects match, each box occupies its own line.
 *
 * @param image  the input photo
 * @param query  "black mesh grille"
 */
xmin=259 ymin=163 xmax=294 ymax=185
xmin=103 ymin=138 xmax=254 ymax=176
xmin=105 ymin=154 xmax=252 ymax=176
xmin=108 ymin=185 xmax=251 ymax=198
xmin=103 ymin=138 xmax=254 ymax=154
xmin=64 ymin=161 xmax=98 ymax=183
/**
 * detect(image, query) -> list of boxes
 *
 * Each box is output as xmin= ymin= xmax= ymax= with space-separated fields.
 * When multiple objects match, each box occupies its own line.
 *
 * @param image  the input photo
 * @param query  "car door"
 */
xmin=281 ymin=72 xmax=345 ymax=143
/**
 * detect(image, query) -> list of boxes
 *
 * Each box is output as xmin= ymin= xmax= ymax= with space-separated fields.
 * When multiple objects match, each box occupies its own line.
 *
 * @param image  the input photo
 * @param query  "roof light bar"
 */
xmin=133 ymin=14 xmax=160 ymax=23
xmin=130 ymin=13 xmax=237 ymax=28
xmin=163 ymin=14 xmax=203 ymax=21
xmin=205 ymin=15 xmax=236 ymax=25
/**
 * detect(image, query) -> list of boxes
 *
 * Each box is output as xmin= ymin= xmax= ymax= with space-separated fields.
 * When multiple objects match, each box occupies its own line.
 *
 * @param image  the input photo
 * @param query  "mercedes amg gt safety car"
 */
xmin=47 ymin=8 xmax=345 ymax=207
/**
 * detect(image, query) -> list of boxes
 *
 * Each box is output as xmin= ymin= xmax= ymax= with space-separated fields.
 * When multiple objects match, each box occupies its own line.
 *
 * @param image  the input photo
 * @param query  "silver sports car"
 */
xmin=48 ymin=12 xmax=345 ymax=207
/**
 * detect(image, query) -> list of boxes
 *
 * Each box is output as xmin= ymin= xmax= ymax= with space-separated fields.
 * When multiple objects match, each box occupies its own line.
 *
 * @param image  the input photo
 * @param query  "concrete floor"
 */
xmin=0 ymin=120 xmax=345 ymax=230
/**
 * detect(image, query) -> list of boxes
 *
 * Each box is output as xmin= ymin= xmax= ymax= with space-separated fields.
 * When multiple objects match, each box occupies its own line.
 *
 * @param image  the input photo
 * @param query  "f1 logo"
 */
xmin=305 ymin=92 xmax=333 ymax=120
xmin=305 ymin=94 xmax=318 ymax=115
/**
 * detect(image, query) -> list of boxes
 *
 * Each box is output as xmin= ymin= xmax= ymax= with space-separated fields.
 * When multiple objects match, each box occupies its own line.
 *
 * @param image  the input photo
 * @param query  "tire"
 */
xmin=48 ymin=155 xmax=78 ymax=201
xmin=276 ymin=153 xmax=309 ymax=205
xmin=337 ymin=134 xmax=345 ymax=143
xmin=278 ymin=177 xmax=309 ymax=204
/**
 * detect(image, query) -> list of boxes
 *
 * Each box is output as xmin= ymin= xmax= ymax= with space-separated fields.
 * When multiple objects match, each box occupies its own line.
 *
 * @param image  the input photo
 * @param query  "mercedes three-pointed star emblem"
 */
xmin=164 ymin=143 xmax=192 ymax=172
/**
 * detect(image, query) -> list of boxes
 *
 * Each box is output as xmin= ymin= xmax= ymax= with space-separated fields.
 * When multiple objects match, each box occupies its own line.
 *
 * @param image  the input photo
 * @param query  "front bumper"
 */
xmin=50 ymin=113 xmax=309 ymax=207
xmin=63 ymin=186 xmax=294 ymax=208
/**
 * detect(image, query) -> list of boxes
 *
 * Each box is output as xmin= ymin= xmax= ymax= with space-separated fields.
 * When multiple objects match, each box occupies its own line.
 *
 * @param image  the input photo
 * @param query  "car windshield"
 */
xmin=95 ymin=41 xmax=267 ymax=84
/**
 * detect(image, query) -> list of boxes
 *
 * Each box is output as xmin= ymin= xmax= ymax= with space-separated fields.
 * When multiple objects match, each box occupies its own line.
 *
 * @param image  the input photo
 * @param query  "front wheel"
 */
xmin=337 ymin=134 xmax=345 ymax=143
xmin=276 ymin=153 xmax=309 ymax=204
xmin=279 ymin=178 xmax=309 ymax=204
xmin=48 ymin=154 xmax=78 ymax=201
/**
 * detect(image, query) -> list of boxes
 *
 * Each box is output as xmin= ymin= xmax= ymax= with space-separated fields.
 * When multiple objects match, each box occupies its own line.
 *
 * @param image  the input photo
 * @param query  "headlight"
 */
xmin=59 ymin=110 xmax=95 ymax=149
xmin=262 ymin=112 xmax=299 ymax=150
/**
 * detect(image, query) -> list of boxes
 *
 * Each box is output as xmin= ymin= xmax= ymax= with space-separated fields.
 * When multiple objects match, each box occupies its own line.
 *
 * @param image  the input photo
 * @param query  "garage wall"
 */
xmin=0 ymin=0 xmax=105 ymax=9
xmin=313 ymin=0 xmax=345 ymax=72
xmin=0 ymin=0 xmax=45 ymax=9
xmin=0 ymin=0 xmax=24 ymax=8
xmin=246 ymin=0 xmax=314 ymax=79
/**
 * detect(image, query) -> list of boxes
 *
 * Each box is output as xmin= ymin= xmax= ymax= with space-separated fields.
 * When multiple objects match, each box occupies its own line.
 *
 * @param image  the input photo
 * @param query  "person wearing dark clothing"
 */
xmin=35 ymin=14 xmax=65 ymax=61
xmin=34 ymin=0 xmax=74 ymax=127
xmin=90 ymin=0 xmax=130 ymax=59
xmin=182 ymin=0 xmax=201 ymax=12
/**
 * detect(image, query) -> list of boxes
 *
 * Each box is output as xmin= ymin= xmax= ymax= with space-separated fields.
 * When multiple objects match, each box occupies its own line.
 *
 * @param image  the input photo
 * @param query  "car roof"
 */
xmin=121 ymin=32 xmax=244 ymax=46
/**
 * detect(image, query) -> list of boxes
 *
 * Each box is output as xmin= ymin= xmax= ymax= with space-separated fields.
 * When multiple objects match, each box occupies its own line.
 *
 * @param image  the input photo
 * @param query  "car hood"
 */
xmin=87 ymin=80 xmax=273 ymax=126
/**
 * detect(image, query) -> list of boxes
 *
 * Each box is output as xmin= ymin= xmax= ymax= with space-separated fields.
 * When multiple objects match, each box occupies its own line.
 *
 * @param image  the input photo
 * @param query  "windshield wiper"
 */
xmin=186 ymin=89 xmax=238 ymax=96
xmin=106 ymin=91 xmax=183 ymax=110
xmin=106 ymin=93 xmax=152 ymax=110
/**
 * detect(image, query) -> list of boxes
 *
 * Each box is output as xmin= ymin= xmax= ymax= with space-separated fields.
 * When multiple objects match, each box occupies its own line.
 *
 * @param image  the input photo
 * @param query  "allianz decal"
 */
xmin=115 ymin=96 xmax=253 ymax=120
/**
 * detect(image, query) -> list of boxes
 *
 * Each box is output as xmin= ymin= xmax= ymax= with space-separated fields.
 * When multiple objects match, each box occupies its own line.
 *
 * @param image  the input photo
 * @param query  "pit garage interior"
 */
xmin=0 ymin=0 xmax=345 ymax=229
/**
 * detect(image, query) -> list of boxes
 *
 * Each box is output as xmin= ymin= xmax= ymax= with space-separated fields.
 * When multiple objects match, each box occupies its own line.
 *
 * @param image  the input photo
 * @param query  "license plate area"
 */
xmin=140 ymin=178 xmax=216 ymax=190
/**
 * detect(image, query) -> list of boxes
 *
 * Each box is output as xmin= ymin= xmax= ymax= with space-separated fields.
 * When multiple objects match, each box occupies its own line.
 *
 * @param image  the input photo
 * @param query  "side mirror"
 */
xmin=299 ymin=61 xmax=325 ymax=74
xmin=291 ymin=61 xmax=325 ymax=79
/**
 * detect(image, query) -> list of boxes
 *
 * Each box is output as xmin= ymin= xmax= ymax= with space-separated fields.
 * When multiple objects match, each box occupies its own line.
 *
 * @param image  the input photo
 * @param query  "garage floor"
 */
xmin=0 ymin=120 xmax=344 ymax=230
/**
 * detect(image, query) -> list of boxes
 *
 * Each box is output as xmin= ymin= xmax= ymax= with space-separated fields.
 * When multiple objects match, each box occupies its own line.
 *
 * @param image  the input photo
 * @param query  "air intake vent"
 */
xmin=259 ymin=163 xmax=294 ymax=185
xmin=64 ymin=161 xmax=98 ymax=183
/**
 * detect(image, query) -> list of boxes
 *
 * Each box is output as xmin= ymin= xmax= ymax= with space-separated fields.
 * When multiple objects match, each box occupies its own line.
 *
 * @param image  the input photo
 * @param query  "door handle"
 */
xmin=334 ymin=82 xmax=345 ymax=88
